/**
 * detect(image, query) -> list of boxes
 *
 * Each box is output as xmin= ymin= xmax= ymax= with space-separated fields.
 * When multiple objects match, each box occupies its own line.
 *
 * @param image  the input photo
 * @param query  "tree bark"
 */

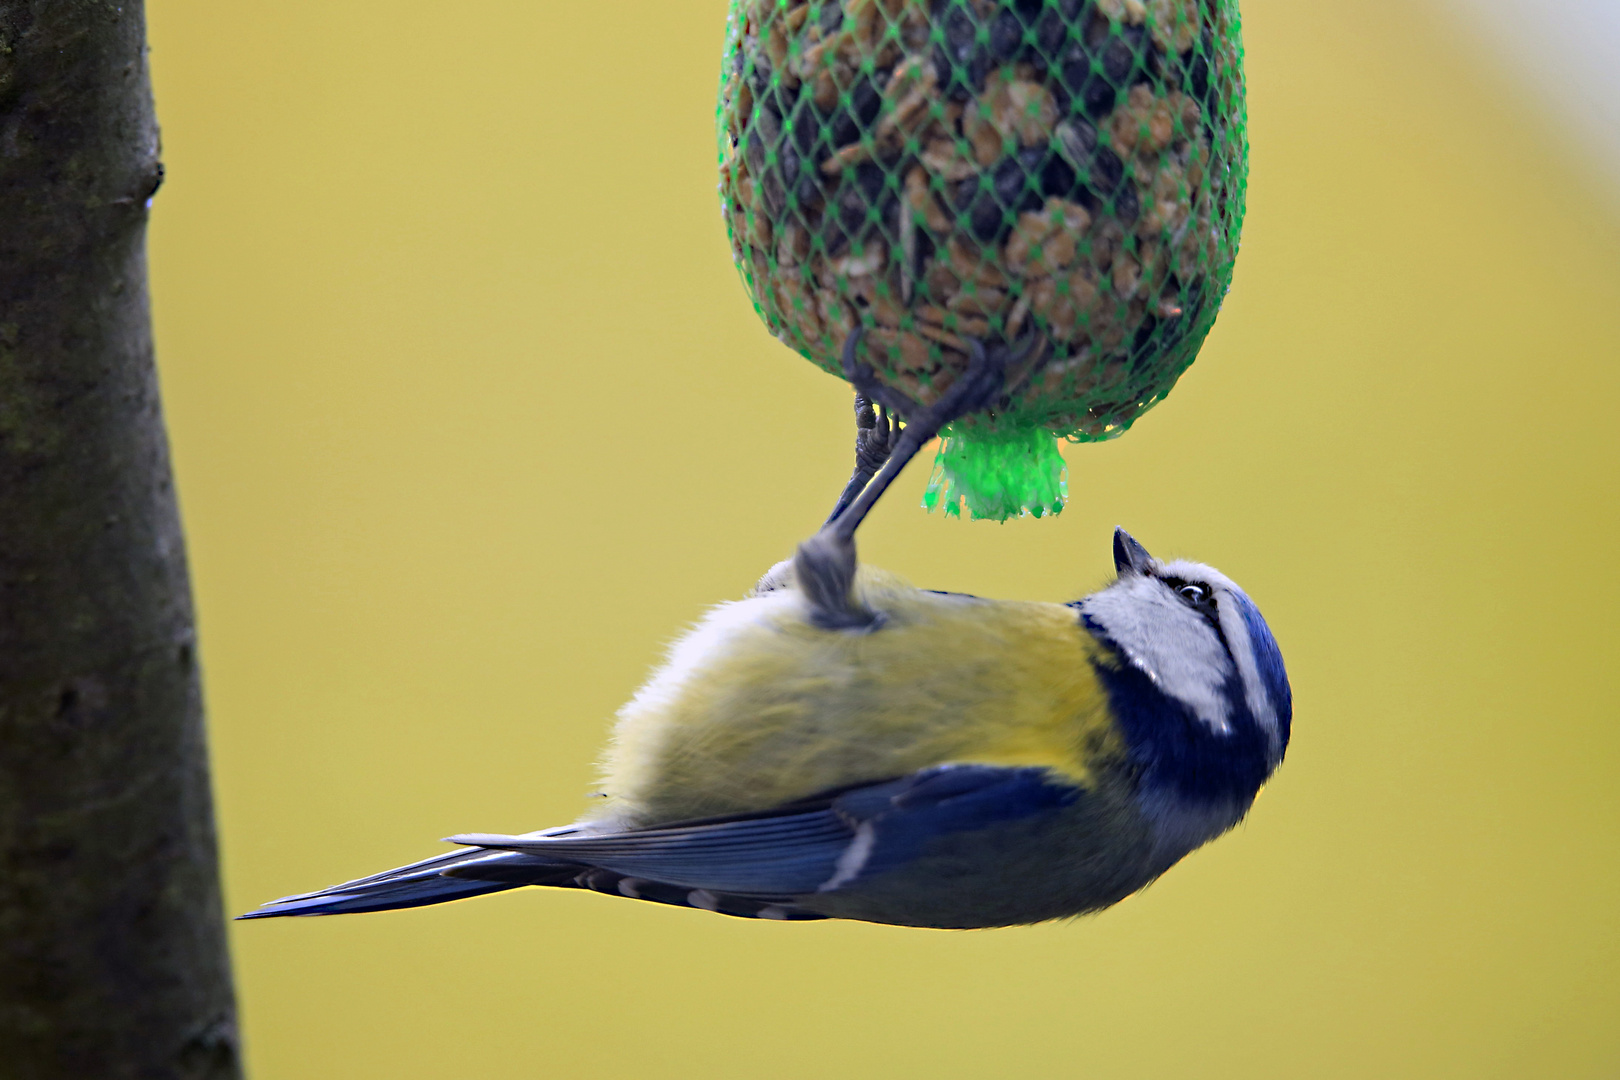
xmin=0 ymin=3 xmax=243 ymax=1077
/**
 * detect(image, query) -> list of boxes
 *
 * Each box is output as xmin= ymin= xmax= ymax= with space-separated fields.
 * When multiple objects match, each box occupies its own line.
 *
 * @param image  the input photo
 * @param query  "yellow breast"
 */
xmin=600 ymin=566 xmax=1122 ymax=825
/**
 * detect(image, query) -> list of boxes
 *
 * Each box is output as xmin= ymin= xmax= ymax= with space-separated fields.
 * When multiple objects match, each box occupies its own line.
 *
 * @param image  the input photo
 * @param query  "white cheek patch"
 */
xmin=1081 ymin=576 xmax=1234 ymax=733
xmin=1158 ymin=559 xmax=1285 ymax=762
xmin=1215 ymin=594 xmax=1282 ymax=760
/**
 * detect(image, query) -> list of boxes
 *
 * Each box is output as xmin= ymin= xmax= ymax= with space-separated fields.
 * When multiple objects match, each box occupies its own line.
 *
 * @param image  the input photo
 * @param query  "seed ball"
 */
xmin=719 ymin=0 xmax=1248 ymax=447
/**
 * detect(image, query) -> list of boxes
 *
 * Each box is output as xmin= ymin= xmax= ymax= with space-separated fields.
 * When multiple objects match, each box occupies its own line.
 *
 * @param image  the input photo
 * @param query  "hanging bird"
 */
xmin=240 ymin=529 xmax=1290 ymax=929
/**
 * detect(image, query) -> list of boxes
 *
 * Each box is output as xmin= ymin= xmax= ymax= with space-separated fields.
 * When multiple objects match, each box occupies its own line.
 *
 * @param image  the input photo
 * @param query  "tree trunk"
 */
xmin=0 ymin=3 xmax=243 ymax=1077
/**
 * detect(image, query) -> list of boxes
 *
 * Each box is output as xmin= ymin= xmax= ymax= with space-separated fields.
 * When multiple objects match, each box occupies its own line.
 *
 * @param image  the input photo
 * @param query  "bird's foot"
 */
xmin=825 ymin=389 xmax=904 ymax=527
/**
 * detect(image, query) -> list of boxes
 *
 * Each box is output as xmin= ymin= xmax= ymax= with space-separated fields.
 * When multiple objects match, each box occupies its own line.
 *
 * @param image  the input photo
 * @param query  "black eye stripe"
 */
xmin=1161 ymin=576 xmax=1234 ymax=659
xmin=1162 ymin=577 xmax=1218 ymax=616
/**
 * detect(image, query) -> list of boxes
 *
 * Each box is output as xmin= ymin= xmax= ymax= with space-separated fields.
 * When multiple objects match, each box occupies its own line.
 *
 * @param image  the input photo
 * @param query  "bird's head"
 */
xmin=1078 ymin=528 xmax=1292 ymax=769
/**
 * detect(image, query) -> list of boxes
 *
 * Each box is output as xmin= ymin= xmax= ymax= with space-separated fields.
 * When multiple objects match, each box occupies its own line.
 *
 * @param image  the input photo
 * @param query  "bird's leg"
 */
xmin=827 ymin=332 xmax=1030 ymax=543
xmin=797 ymin=329 xmax=1029 ymax=631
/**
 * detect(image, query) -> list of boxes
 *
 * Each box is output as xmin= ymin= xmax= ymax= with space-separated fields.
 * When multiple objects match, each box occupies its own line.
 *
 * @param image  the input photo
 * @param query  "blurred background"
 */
xmin=145 ymin=0 xmax=1619 ymax=1076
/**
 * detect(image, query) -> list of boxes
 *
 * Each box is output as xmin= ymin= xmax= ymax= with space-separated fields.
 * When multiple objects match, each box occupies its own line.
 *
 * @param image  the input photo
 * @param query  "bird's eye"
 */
xmin=1177 ymin=584 xmax=1211 ymax=606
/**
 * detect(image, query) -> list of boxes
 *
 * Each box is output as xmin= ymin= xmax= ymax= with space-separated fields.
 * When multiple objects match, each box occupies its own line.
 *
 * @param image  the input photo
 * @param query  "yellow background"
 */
xmin=145 ymin=0 xmax=1620 ymax=1076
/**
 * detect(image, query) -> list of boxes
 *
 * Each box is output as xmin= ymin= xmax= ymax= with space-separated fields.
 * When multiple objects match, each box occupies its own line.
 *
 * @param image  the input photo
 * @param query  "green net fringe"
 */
xmin=923 ymin=424 xmax=1068 ymax=519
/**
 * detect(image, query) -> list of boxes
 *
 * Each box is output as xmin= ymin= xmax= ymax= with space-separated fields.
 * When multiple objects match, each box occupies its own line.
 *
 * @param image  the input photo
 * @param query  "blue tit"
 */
xmin=240 ymin=528 xmax=1291 ymax=929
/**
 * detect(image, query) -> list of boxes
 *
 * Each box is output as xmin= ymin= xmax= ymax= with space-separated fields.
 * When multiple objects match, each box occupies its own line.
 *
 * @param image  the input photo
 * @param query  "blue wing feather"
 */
xmin=851 ymin=765 xmax=1082 ymax=883
xmin=448 ymin=809 xmax=853 ymax=895
xmin=451 ymin=765 xmax=1081 ymax=898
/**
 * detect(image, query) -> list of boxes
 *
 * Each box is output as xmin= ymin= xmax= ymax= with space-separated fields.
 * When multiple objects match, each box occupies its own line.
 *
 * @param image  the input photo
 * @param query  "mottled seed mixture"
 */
xmin=719 ymin=0 xmax=1246 ymax=442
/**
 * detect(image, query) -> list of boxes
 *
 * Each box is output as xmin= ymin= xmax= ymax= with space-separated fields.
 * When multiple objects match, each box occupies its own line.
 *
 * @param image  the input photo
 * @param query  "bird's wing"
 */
xmin=239 ymin=765 xmax=1085 ymax=921
xmin=449 ymin=808 xmax=853 ymax=896
xmin=449 ymin=764 xmax=1081 ymax=899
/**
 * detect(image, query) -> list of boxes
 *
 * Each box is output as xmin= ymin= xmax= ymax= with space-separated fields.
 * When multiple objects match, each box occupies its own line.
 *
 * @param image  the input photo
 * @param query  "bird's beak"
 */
xmin=1113 ymin=527 xmax=1155 ymax=577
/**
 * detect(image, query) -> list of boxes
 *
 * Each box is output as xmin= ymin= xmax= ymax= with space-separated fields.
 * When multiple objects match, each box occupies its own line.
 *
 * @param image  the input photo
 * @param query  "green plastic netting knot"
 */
xmin=923 ymin=424 xmax=1068 ymax=520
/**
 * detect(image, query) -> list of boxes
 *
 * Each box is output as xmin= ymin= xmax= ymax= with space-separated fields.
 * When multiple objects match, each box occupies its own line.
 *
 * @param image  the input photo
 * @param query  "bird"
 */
xmin=239 ymin=527 xmax=1291 ymax=929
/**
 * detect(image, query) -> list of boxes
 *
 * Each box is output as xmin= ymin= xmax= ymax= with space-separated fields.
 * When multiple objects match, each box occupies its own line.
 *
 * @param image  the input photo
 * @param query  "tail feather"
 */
xmin=237 ymin=842 xmax=828 ymax=921
xmin=236 ymin=847 xmax=576 ymax=919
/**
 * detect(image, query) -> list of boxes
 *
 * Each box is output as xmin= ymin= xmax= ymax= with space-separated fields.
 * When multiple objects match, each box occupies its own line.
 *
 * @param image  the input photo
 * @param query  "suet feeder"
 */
xmin=718 ymin=0 xmax=1248 ymax=519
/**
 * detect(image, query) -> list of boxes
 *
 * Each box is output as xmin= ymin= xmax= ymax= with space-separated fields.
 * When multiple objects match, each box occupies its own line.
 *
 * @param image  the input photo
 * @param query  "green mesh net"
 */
xmin=717 ymin=0 xmax=1248 ymax=520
